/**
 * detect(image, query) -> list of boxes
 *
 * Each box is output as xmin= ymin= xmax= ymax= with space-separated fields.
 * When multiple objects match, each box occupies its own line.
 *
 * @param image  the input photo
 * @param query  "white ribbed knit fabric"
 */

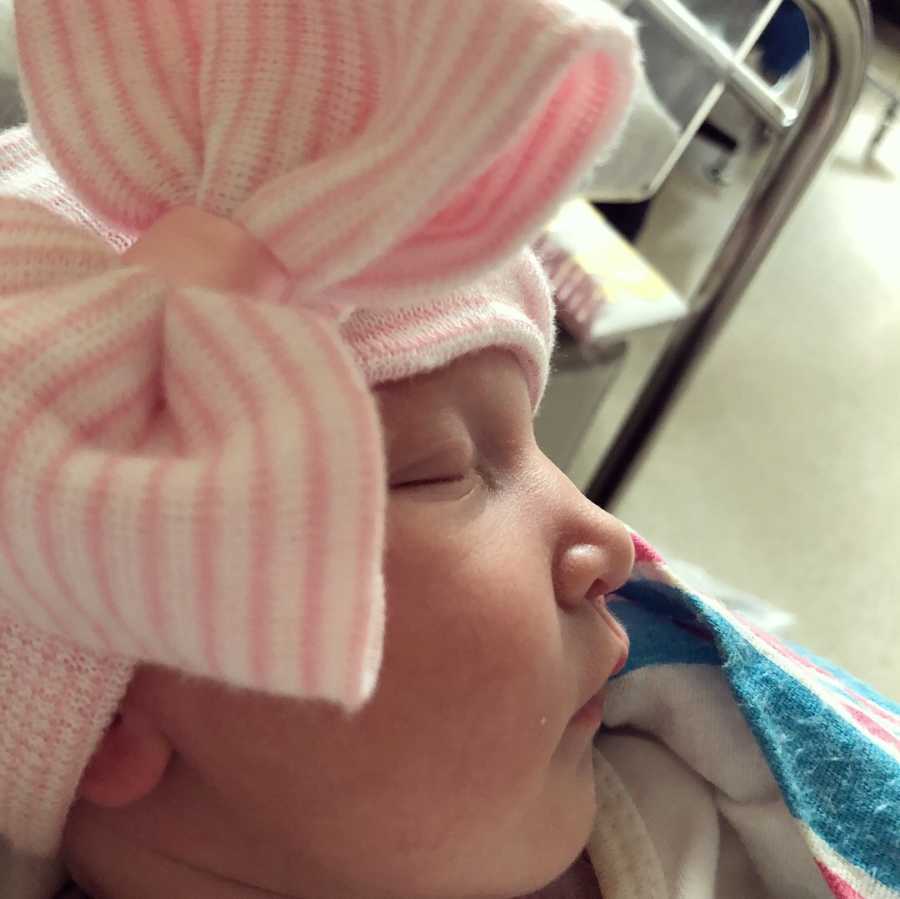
xmin=0 ymin=0 xmax=639 ymax=889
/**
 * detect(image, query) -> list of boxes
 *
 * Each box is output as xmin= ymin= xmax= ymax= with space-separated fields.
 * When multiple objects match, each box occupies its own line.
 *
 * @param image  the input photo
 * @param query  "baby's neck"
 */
xmin=68 ymin=858 xmax=603 ymax=899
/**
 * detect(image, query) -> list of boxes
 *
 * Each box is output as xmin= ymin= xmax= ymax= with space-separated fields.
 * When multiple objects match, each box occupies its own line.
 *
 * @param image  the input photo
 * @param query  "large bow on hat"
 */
xmin=0 ymin=0 xmax=637 ymax=708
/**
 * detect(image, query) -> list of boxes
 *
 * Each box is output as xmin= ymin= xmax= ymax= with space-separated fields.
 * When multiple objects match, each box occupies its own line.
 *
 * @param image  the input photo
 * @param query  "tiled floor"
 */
xmin=572 ymin=34 xmax=900 ymax=699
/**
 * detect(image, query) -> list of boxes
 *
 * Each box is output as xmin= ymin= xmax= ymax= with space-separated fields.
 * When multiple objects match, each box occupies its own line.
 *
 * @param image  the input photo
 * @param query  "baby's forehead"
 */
xmin=377 ymin=348 xmax=526 ymax=400
xmin=377 ymin=349 xmax=527 ymax=412
xmin=376 ymin=350 xmax=533 ymax=446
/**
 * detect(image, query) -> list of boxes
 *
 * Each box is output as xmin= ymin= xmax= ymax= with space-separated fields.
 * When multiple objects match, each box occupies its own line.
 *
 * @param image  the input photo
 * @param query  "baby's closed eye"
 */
xmin=389 ymin=439 xmax=485 ymax=500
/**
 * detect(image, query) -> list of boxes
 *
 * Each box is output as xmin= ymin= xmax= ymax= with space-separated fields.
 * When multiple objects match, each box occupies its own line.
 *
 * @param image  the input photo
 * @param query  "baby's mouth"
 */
xmin=588 ymin=593 xmax=630 ymax=664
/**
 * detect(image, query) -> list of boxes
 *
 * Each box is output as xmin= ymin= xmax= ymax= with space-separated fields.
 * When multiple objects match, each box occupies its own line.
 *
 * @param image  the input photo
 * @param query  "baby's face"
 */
xmin=65 ymin=349 xmax=634 ymax=899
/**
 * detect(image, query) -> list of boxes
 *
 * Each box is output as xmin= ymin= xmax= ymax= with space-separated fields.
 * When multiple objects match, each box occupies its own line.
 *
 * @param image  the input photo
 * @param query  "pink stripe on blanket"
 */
xmin=816 ymin=861 xmax=866 ymax=899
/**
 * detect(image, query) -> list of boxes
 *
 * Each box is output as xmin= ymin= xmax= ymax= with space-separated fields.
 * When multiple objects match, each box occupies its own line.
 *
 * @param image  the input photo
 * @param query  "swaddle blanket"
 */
xmin=587 ymin=535 xmax=899 ymax=899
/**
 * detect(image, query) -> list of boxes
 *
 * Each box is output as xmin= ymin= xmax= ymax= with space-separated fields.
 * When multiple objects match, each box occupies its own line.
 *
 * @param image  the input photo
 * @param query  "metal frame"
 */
xmin=865 ymin=70 xmax=899 ymax=160
xmin=632 ymin=0 xmax=790 ymax=200
xmin=639 ymin=0 xmax=799 ymax=131
xmin=585 ymin=0 xmax=872 ymax=509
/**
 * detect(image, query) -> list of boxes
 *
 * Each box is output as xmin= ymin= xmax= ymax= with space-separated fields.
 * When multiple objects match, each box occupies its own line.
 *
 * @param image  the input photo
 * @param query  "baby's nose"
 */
xmin=555 ymin=525 xmax=634 ymax=611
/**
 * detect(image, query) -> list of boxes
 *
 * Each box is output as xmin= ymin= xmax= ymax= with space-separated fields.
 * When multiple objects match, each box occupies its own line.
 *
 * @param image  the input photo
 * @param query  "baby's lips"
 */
xmin=588 ymin=592 xmax=630 ymax=677
xmin=606 ymin=611 xmax=630 ymax=677
xmin=595 ymin=597 xmax=629 ymax=670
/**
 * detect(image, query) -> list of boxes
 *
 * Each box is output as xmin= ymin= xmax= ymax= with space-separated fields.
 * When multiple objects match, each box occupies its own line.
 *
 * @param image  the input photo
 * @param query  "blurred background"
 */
xmin=535 ymin=0 xmax=899 ymax=699
xmin=0 ymin=1 xmax=897 ymax=697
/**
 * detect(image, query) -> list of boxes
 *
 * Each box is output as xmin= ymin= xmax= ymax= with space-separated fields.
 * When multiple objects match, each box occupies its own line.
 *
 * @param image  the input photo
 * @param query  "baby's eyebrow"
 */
xmin=470 ymin=394 xmax=534 ymax=451
xmin=386 ymin=427 xmax=476 ymax=469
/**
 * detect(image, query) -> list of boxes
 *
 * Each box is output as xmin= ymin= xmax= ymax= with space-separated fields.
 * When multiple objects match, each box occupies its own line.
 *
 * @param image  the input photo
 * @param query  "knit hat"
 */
xmin=0 ymin=0 xmax=638 ymax=886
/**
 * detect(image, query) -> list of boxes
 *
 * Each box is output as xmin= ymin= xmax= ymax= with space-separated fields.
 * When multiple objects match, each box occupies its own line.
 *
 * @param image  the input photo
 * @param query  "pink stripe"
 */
xmin=230 ymin=340 xmax=274 ymax=686
xmin=165 ymin=360 xmax=223 ymax=669
xmin=343 ymin=481 xmax=381 ymax=701
xmin=0 ymin=209 xmax=102 ymax=239
xmin=17 ymin=6 xmax=161 ymax=225
xmin=351 ymin=0 xmax=379 ymax=134
xmin=251 ymin=0 xmax=463 ymax=249
xmin=462 ymin=54 xmax=618 ymax=264
xmin=323 ymin=15 xmax=587 ymax=287
xmin=513 ymin=263 xmax=550 ymax=344
xmin=138 ymin=457 xmax=172 ymax=646
xmin=816 ymin=861 xmax=866 ymax=899
xmin=0 ymin=295 xmax=157 ymax=638
xmin=85 ymin=457 xmax=152 ymax=660
xmin=405 ymin=47 xmax=614 ymax=276
xmin=858 ymin=695 xmax=900 ymax=727
xmin=419 ymin=12 xmax=557 ymax=233
xmin=198 ymin=2 xmax=221 ymax=175
xmin=166 ymin=359 xmax=221 ymax=453
xmin=80 ymin=383 xmax=164 ymax=663
xmin=0 ymin=297 xmax=45 ymax=329
xmin=402 ymin=36 xmax=592 ymax=266
xmin=0 ymin=270 xmax=144 ymax=384
xmin=171 ymin=296 xmax=274 ymax=683
xmin=134 ymin=0 xmax=196 ymax=155
xmin=199 ymin=2 xmax=222 ymax=132
xmin=290 ymin=11 xmax=565 ymax=282
xmin=254 ymin=2 xmax=300 ymax=186
xmin=437 ymin=95 xmax=550 ymax=240
xmin=135 ymin=359 xmax=216 ymax=660
xmin=206 ymin=5 xmax=261 ymax=200
xmin=557 ymin=269 xmax=577 ymax=299
xmin=232 ymin=303 xmax=328 ymax=690
xmin=0 ymin=244 xmax=111 ymax=277
xmin=353 ymin=311 xmax=534 ymax=363
xmin=174 ymin=1 xmax=200 ymax=87
xmin=87 ymin=449 xmax=167 ymax=665
xmin=844 ymin=704 xmax=900 ymax=752
xmin=343 ymin=296 xmax=475 ymax=344
xmin=573 ymin=288 xmax=592 ymax=316
xmin=95 ymin=0 xmax=184 ymax=195
xmin=744 ymin=622 xmax=836 ymax=681
xmin=305 ymin=0 xmax=339 ymax=163
xmin=743 ymin=620 xmax=900 ymax=731
xmin=35 ymin=376 xmax=158 ymax=653
xmin=282 ymin=308 xmax=381 ymax=701
xmin=393 ymin=319 xmax=540 ymax=363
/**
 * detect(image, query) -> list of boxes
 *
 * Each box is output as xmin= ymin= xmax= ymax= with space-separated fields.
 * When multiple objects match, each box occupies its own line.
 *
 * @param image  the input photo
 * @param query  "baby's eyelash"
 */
xmin=391 ymin=474 xmax=466 ymax=489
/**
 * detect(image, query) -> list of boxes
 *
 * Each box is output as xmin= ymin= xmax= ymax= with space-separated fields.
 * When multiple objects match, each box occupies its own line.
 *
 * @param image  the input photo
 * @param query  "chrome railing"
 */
xmin=586 ymin=0 xmax=872 ymax=508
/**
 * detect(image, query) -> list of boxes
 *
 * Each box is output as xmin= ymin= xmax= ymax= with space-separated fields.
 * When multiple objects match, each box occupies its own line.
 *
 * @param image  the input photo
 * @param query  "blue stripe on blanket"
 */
xmin=615 ymin=577 xmax=900 ymax=892
xmin=782 ymin=642 xmax=900 ymax=717
xmin=609 ymin=585 xmax=720 ymax=673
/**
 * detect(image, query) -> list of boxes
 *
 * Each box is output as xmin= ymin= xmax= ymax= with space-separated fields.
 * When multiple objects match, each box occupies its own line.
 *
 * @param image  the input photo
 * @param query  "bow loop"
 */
xmin=0 ymin=200 xmax=385 ymax=702
xmin=17 ymin=0 xmax=637 ymax=308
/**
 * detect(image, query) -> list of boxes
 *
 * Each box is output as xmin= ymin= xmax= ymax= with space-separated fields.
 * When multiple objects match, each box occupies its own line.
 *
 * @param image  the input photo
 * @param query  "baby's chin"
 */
xmin=513 ymin=746 xmax=599 ymax=893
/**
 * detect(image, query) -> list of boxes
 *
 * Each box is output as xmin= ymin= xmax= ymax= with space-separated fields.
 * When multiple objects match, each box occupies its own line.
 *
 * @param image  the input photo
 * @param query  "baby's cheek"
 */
xmin=389 ymin=545 xmax=563 ymax=769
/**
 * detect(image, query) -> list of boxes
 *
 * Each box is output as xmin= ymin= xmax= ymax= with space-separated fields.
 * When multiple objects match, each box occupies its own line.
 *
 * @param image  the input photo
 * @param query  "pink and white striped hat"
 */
xmin=0 ymin=0 xmax=638 ymax=878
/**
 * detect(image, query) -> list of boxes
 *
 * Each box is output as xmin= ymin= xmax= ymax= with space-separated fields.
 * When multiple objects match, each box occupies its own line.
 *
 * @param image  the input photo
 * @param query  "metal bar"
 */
xmin=585 ymin=0 xmax=871 ymax=510
xmin=589 ymin=0 xmax=784 ymax=200
xmin=639 ymin=0 xmax=800 ymax=129
xmin=639 ymin=0 xmax=785 ymax=196
xmin=867 ymin=71 xmax=899 ymax=99
xmin=865 ymin=91 xmax=898 ymax=161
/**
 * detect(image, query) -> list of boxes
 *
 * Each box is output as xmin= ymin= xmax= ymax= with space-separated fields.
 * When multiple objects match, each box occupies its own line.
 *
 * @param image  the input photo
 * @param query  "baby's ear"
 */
xmin=77 ymin=707 xmax=173 ymax=808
